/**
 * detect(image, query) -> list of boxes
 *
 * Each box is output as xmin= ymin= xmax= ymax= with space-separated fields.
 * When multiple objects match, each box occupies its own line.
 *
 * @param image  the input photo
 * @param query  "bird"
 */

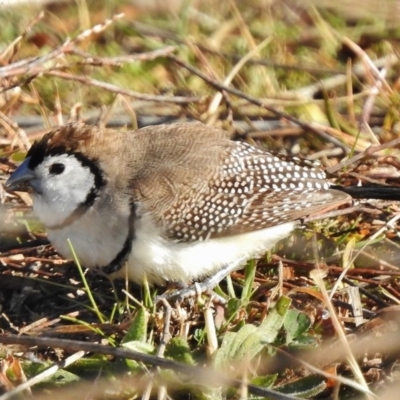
xmin=5 ymin=122 xmax=351 ymax=299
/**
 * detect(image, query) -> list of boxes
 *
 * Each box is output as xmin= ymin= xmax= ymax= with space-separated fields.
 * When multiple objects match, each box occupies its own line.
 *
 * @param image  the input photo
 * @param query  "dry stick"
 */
xmin=290 ymin=54 xmax=397 ymax=99
xmin=342 ymin=277 xmax=388 ymax=309
xmin=142 ymin=299 xmax=172 ymax=400
xmin=169 ymin=55 xmax=350 ymax=153
xmin=0 ymin=44 xmax=176 ymax=99
xmin=204 ymin=302 xmax=219 ymax=356
xmin=310 ymin=269 xmax=373 ymax=400
xmin=70 ymin=45 xmax=177 ymax=66
xmin=342 ymin=36 xmax=393 ymax=94
xmin=303 ymin=205 xmax=379 ymax=224
xmin=359 ymin=67 xmax=385 ymax=145
xmin=0 ymin=13 xmax=124 ymax=79
xmin=345 ymin=171 xmax=400 ymax=187
xmin=189 ymin=43 xmax=234 ymax=123
xmin=0 ymin=351 xmax=86 ymax=400
xmin=0 ymin=335 xmax=297 ymax=400
xmin=44 ymin=70 xmax=202 ymax=104
xmin=277 ymin=258 xmax=400 ymax=297
xmin=311 ymin=123 xmax=371 ymax=152
xmin=343 ymin=36 xmax=391 ymax=145
xmin=227 ymin=0 xmax=274 ymax=95
xmin=206 ymin=37 xmax=272 ymax=124
xmin=327 ymin=136 xmax=400 ymax=174
xmin=315 ymin=264 xmax=400 ymax=278
xmin=0 ymin=112 xmax=30 ymax=150
xmin=190 ymin=43 xmax=234 ymax=125
xmin=156 ymin=300 xmax=172 ymax=400
xmin=275 ymin=347 xmax=373 ymax=396
xmin=0 ymin=11 xmax=44 ymax=61
xmin=345 ymin=58 xmax=356 ymax=125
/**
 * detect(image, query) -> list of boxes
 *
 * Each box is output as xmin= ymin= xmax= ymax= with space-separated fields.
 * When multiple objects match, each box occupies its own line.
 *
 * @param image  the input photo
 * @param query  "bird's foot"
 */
xmin=155 ymin=264 xmax=239 ymax=304
xmin=155 ymin=282 xmax=227 ymax=304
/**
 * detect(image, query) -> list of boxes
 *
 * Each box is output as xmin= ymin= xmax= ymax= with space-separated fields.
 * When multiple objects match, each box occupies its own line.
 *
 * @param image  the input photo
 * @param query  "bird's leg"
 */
xmin=156 ymin=259 xmax=245 ymax=304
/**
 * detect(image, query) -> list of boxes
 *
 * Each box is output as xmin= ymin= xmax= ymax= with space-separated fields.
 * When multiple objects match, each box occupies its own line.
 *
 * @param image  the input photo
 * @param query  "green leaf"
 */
xmin=67 ymin=355 xmax=126 ymax=376
xmin=273 ymin=296 xmax=292 ymax=317
xmin=258 ymin=296 xmax=292 ymax=343
xmin=250 ymin=373 xmax=278 ymax=388
xmin=214 ymin=296 xmax=292 ymax=367
xmin=276 ymin=374 xmax=327 ymax=398
xmin=121 ymin=309 xmax=153 ymax=371
xmin=226 ymin=324 xmax=259 ymax=361
xmin=284 ymin=309 xmax=312 ymax=345
xmin=122 ymin=340 xmax=155 ymax=354
xmin=122 ymin=306 xmax=148 ymax=344
xmin=22 ymin=361 xmax=80 ymax=387
xmin=241 ymin=259 xmax=257 ymax=302
xmin=213 ymin=332 xmax=237 ymax=368
xmin=226 ymin=298 xmax=242 ymax=319
xmin=165 ymin=337 xmax=196 ymax=365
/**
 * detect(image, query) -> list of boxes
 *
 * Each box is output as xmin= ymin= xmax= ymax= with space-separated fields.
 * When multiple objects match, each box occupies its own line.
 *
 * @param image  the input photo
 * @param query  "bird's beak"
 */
xmin=5 ymin=157 xmax=39 ymax=193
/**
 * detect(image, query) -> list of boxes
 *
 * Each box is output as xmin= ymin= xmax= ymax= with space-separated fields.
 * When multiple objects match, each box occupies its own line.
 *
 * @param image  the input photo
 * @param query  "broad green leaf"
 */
xmin=226 ymin=324 xmax=258 ymax=360
xmin=258 ymin=296 xmax=292 ymax=343
xmin=213 ymin=332 xmax=237 ymax=368
xmin=284 ymin=309 xmax=312 ymax=345
xmin=214 ymin=296 xmax=292 ymax=367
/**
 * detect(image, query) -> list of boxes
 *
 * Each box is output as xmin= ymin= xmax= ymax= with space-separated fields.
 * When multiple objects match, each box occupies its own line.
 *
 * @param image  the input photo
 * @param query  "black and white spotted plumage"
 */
xmin=164 ymin=141 xmax=337 ymax=242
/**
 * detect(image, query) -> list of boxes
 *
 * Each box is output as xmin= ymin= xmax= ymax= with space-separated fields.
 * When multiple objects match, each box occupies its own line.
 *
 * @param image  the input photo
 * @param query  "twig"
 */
xmin=327 ymin=137 xmax=400 ymax=174
xmin=0 ymin=351 xmax=86 ymax=400
xmin=277 ymin=258 xmax=400 ymax=277
xmin=275 ymin=347 xmax=373 ymax=397
xmin=303 ymin=205 xmax=380 ymax=224
xmin=142 ymin=299 xmax=172 ymax=400
xmin=0 ymin=12 xmax=44 ymax=62
xmin=342 ymin=36 xmax=391 ymax=145
xmin=0 ymin=14 xmax=125 ymax=79
xmin=204 ymin=303 xmax=218 ymax=356
xmin=206 ymin=37 xmax=272 ymax=124
xmin=71 ymin=46 xmax=177 ymax=66
xmin=189 ymin=43 xmax=234 ymax=125
xmin=0 ymin=334 xmax=297 ymax=400
xmin=342 ymin=36 xmax=392 ymax=93
xmin=0 ymin=112 xmax=30 ymax=150
xmin=169 ymin=55 xmax=351 ymax=153
xmin=290 ymin=54 xmax=398 ymax=99
xmin=360 ymin=72 xmax=384 ymax=145
xmin=311 ymin=269 xmax=372 ymax=399
xmin=44 ymin=70 xmax=202 ymax=104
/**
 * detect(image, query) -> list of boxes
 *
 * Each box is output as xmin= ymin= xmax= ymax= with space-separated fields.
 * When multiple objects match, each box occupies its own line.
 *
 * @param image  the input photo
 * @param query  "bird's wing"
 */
xmin=156 ymin=141 xmax=350 ymax=242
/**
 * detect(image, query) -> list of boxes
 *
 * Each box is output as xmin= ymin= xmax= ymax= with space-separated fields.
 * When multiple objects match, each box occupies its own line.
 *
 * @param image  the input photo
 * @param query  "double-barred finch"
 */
xmin=5 ymin=122 xmax=350 ymax=297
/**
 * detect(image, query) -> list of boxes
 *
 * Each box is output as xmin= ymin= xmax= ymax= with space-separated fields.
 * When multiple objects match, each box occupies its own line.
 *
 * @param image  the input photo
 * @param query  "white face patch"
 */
xmin=31 ymin=153 xmax=96 ymax=227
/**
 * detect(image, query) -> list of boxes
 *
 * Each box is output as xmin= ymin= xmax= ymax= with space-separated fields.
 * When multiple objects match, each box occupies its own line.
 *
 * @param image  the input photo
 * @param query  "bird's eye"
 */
xmin=49 ymin=163 xmax=65 ymax=175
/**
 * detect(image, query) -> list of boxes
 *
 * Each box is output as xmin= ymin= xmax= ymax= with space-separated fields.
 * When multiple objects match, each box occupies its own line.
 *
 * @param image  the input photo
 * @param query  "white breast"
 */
xmin=126 ymin=213 xmax=296 ymax=285
xmin=47 ymin=207 xmax=130 ymax=268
